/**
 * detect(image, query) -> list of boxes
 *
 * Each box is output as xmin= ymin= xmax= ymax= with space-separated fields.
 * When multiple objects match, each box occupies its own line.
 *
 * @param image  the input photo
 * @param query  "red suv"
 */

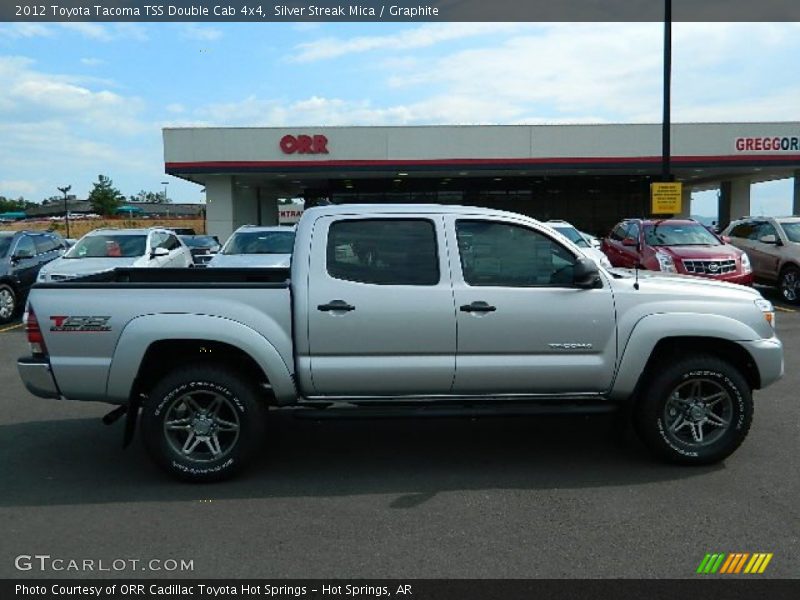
xmin=601 ymin=218 xmax=753 ymax=285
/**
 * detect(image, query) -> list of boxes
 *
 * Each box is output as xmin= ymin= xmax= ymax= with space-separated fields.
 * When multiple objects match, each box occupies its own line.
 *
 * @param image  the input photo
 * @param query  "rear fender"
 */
xmin=105 ymin=313 xmax=297 ymax=404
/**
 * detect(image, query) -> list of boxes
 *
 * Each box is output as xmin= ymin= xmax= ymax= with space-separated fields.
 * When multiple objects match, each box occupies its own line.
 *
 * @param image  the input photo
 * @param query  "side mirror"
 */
xmin=622 ymin=237 xmax=638 ymax=247
xmin=759 ymin=234 xmax=778 ymax=245
xmin=150 ymin=247 xmax=169 ymax=259
xmin=573 ymin=257 xmax=601 ymax=289
xmin=721 ymin=235 xmax=732 ymax=244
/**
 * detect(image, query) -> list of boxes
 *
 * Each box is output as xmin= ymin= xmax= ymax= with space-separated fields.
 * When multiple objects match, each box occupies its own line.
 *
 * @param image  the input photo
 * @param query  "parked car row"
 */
xmin=0 ymin=224 xmax=298 ymax=324
xmin=4 ymin=211 xmax=800 ymax=326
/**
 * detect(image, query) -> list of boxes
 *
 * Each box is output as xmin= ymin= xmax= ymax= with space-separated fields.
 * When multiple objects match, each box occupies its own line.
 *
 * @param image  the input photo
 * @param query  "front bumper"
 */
xmin=740 ymin=337 xmax=784 ymax=389
xmin=17 ymin=357 xmax=61 ymax=399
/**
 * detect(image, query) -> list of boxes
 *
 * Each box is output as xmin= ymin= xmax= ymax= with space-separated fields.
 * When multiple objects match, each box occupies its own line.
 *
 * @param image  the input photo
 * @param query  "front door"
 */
xmin=307 ymin=215 xmax=457 ymax=396
xmin=447 ymin=217 xmax=617 ymax=395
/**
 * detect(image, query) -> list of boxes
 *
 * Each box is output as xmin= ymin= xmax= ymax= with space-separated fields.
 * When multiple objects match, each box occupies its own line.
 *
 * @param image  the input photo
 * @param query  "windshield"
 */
xmin=223 ymin=231 xmax=295 ymax=255
xmin=65 ymin=234 xmax=147 ymax=258
xmin=551 ymin=225 xmax=590 ymax=248
xmin=644 ymin=223 xmax=721 ymax=246
xmin=181 ymin=235 xmax=218 ymax=248
xmin=780 ymin=222 xmax=800 ymax=243
xmin=0 ymin=235 xmax=13 ymax=258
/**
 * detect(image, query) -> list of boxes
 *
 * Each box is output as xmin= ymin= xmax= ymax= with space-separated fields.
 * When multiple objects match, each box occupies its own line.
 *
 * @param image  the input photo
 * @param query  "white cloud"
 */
xmin=1 ymin=23 xmax=53 ymax=39
xmin=0 ymin=179 xmax=39 ymax=197
xmin=80 ymin=57 xmax=105 ymax=67
xmin=0 ymin=56 xmax=146 ymax=135
xmin=166 ymin=103 xmax=185 ymax=114
xmin=180 ymin=25 xmax=223 ymax=42
xmin=60 ymin=23 xmax=113 ymax=42
xmin=290 ymin=23 xmax=532 ymax=62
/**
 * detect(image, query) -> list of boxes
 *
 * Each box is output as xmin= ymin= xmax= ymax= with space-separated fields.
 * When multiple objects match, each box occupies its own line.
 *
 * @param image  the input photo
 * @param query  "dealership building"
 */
xmin=163 ymin=122 xmax=800 ymax=240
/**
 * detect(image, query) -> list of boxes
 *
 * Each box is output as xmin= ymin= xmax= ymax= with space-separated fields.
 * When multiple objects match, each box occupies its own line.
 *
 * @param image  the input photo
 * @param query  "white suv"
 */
xmin=545 ymin=220 xmax=612 ymax=269
xmin=37 ymin=228 xmax=193 ymax=282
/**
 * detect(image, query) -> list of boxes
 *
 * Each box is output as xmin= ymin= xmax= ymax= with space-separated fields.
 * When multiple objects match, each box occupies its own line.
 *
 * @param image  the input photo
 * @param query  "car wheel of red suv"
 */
xmin=779 ymin=265 xmax=800 ymax=304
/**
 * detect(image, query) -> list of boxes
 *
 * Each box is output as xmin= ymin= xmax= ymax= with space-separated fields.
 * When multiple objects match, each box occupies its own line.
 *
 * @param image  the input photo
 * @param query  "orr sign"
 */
xmin=280 ymin=134 xmax=329 ymax=155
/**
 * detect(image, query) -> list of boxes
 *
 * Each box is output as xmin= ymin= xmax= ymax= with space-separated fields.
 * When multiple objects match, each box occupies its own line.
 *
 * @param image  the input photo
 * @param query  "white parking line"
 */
xmin=0 ymin=323 xmax=23 ymax=333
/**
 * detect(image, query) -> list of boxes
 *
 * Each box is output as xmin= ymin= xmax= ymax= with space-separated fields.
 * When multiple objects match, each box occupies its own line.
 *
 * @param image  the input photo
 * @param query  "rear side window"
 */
xmin=456 ymin=220 xmax=577 ymax=287
xmin=327 ymin=219 xmax=439 ymax=285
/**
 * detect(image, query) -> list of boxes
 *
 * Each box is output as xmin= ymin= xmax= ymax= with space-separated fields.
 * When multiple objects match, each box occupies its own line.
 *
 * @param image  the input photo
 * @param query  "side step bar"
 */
xmin=289 ymin=402 xmax=619 ymax=420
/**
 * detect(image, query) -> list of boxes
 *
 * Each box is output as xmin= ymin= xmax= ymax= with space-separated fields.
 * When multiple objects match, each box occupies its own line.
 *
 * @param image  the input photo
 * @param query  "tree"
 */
xmin=0 ymin=195 xmax=31 ymax=212
xmin=88 ymin=174 xmax=124 ymax=216
xmin=130 ymin=190 xmax=167 ymax=203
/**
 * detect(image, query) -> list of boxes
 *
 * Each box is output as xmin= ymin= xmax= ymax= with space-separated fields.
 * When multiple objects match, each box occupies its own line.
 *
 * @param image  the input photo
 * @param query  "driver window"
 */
xmin=456 ymin=220 xmax=577 ymax=287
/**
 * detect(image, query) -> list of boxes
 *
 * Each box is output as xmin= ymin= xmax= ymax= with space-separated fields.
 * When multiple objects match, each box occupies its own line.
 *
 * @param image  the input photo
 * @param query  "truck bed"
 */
xmin=34 ymin=266 xmax=291 ymax=287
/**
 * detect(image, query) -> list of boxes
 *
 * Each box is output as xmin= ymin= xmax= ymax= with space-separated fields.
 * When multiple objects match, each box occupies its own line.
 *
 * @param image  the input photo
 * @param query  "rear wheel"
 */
xmin=635 ymin=355 xmax=752 ymax=465
xmin=0 ymin=284 xmax=17 ymax=324
xmin=141 ymin=365 xmax=267 ymax=482
xmin=779 ymin=265 xmax=800 ymax=304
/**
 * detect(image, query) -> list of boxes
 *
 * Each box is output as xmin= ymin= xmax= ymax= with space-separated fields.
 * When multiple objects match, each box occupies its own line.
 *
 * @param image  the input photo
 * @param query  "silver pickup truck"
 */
xmin=18 ymin=205 xmax=784 ymax=481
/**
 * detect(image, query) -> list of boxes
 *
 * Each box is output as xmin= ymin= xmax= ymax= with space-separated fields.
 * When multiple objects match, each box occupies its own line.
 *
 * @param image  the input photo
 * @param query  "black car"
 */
xmin=0 ymin=230 xmax=66 ymax=323
xmin=170 ymin=227 xmax=197 ymax=236
xmin=179 ymin=234 xmax=221 ymax=265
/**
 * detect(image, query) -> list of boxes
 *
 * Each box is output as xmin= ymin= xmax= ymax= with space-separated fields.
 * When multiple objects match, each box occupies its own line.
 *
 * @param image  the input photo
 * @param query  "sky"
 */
xmin=0 ymin=21 xmax=798 ymax=216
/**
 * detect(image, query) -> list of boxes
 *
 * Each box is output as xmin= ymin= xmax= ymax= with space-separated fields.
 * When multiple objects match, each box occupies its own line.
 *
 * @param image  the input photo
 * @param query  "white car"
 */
xmin=545 ymin=220 xmax=612 ymax=269
xmin=37 ymin=228 xmax=193 ymax=282
xmin=207 ymin=225 xmax=296 ymax=268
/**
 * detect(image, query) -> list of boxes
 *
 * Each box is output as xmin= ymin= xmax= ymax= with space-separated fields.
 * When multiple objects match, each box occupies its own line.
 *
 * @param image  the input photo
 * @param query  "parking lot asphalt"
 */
xmin=0 ymin=291 xmax=797 ymax=580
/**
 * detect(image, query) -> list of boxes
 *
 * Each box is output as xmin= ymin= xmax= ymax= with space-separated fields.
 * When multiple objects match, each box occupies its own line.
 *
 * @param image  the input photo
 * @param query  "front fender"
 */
xmin=609 ymin=312 xmax=762 ymax=399
xmin=105 ymin=313 xmax=297 ymax=404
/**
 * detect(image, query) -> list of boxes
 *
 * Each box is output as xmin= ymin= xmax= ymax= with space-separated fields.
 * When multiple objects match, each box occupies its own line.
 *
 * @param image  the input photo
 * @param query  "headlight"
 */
xmin=741 ymin=252 xmax=752 ymax=274
xmin=655 ymin=251 xmax=677 ymax=273
xmin=755 ymin=298 xmax=775 ymax=328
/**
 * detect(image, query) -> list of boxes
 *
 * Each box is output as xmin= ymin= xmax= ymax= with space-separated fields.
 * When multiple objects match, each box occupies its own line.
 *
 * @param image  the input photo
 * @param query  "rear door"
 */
xmin=448 ymin=216 xmax=617 ymax=394
xmin=307 ymin=215 xmax=456 ymax=396
xmin=748 ymin=221 xmax=782 ymax=280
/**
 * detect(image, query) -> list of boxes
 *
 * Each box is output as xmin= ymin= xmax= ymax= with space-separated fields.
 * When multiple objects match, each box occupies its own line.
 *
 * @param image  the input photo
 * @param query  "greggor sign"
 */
xmin=651 ymin=182 xmax=682 ymax=215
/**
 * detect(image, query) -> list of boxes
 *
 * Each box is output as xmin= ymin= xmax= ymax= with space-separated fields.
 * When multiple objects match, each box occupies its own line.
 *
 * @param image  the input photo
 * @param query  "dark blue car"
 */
xmin=0 ymin=231 xmax=67 ymax=323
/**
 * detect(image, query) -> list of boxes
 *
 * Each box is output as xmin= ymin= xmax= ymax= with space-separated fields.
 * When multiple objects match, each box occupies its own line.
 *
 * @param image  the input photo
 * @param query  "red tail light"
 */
xmin=25 ymin=306 xmax=47 ymax=355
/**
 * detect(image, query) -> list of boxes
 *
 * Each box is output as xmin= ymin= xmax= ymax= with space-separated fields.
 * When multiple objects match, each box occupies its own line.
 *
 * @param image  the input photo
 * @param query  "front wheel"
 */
xmin=141 ymin=365 xmax=267 ymax=482
xmin=635 ymin=356 xmax=752 ymax=465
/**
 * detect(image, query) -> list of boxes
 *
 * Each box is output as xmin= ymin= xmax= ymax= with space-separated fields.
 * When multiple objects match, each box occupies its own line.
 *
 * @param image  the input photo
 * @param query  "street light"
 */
xmin=57 ymin=185 xmax=71 ymax=238
xmin=161 ymin=181 xmax=169 ymax=219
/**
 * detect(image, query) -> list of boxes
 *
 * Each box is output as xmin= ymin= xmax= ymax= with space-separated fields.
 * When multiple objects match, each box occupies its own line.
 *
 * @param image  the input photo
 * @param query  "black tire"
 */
xmin=634 ymin=355 xmax=752 ymax=465
xmin=779 ymin=264 xmax=800 ymax=305
xmin=0 ymin=283 xmax=17 ymax=324
xmin=141 ymin=365 xmax=267 ymax=482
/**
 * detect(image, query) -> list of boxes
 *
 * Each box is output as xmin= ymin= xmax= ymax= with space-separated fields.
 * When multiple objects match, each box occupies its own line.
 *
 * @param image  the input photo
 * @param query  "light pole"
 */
xmin=57 ymin=185 xmax=71 ymax=238
xmin=662 ymin=0 xmax=672 ymax=182
xmin=161 ymin=181 xmax=169 ymax=219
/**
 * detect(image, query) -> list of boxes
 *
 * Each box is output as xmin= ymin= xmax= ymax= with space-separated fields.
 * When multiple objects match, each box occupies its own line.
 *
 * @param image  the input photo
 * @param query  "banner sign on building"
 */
xmin=651 ymin=182 xmax=682 ymax=215
xmin=278 ymin=206 xmax=305 ymax=224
